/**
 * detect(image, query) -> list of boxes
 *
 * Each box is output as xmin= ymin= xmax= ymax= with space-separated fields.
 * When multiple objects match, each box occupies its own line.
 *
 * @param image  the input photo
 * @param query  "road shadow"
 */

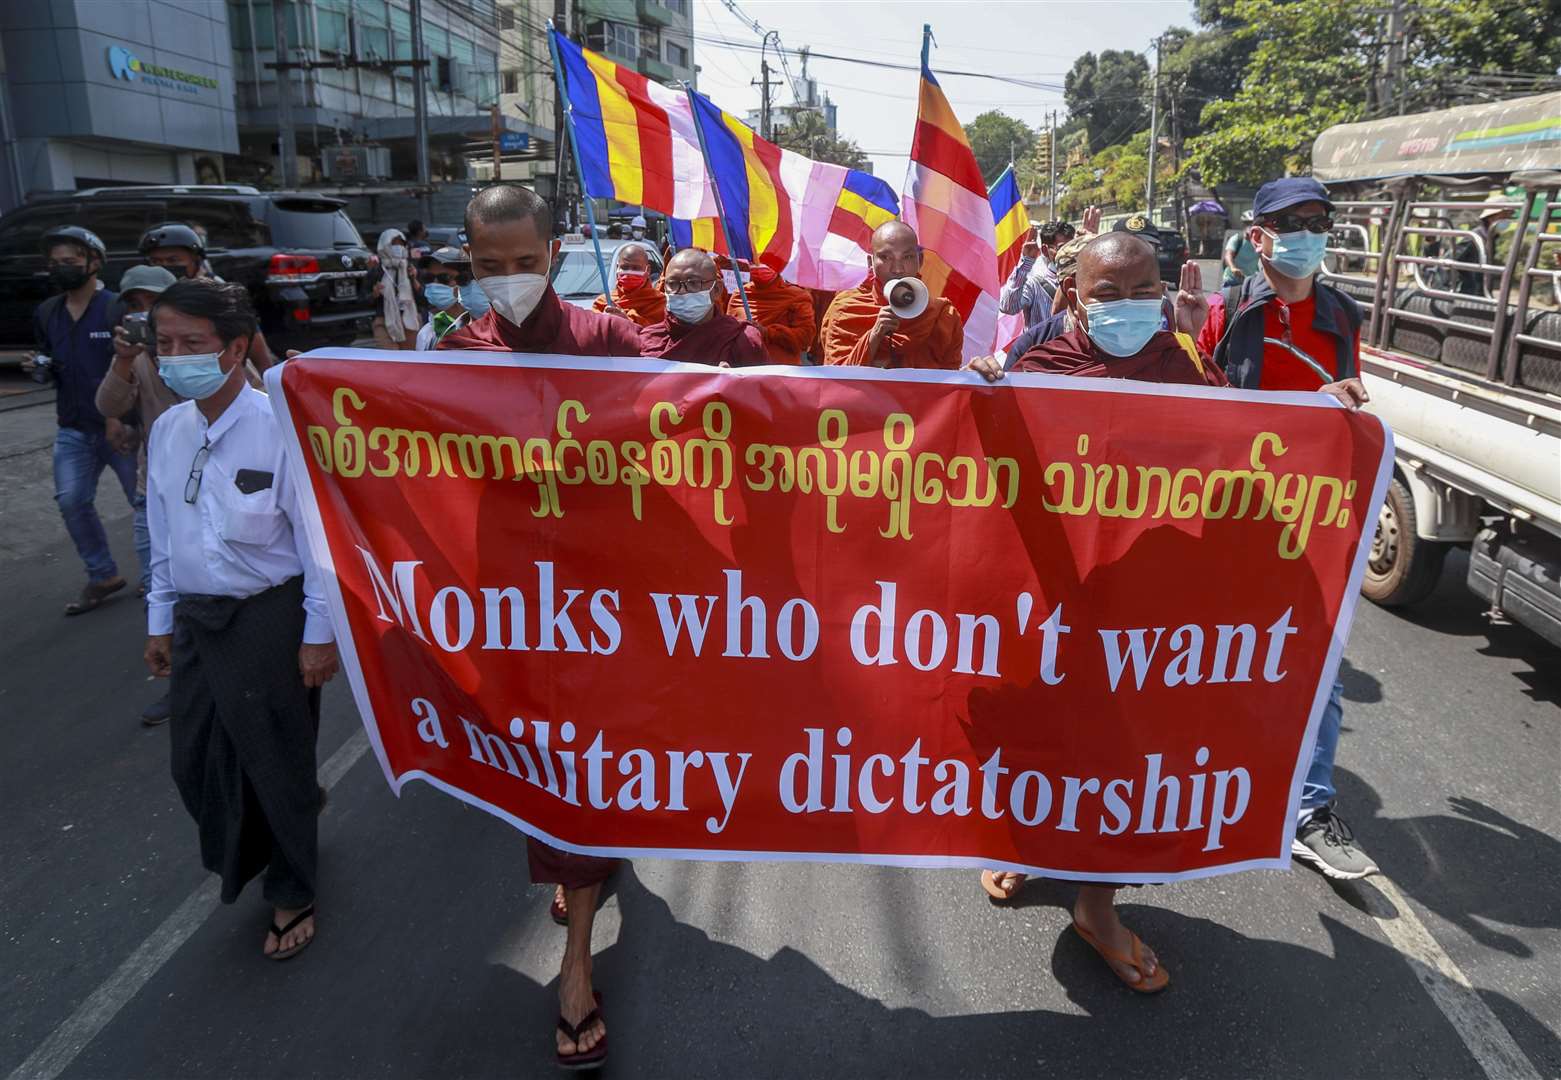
xmin=1335 ymin=767 xmax=1561 ymax=957
xmin=1376 ymin=550 xmax=1559 ymax=705
xmin=1339 ymin=656 xmax=1383 ymax=704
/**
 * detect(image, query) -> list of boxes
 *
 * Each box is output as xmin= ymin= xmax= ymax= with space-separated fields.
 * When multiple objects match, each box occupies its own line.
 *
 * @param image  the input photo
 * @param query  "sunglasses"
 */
xmin=1260 ymin=212 xmax=1334 ymax=235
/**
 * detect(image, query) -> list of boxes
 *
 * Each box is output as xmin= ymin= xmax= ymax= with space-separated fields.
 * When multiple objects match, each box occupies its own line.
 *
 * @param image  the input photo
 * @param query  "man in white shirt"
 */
xmin=142 ymin=279 xmax=338 ymax=961
xmin=998 ymin=219 xmax=1074 ymax=327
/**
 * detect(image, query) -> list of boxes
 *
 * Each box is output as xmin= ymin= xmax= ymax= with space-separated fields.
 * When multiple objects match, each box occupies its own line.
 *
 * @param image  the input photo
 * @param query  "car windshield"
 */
xmin=551 ymin=249 xmax=609 ymax=299
xmin=270 ymin=206 xmax=364 ymax=250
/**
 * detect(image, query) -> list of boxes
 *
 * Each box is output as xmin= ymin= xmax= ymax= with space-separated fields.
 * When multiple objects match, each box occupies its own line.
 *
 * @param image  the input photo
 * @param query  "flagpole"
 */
xmin=682 ymin=82 xmax=757 ymax=325
xmin=546 ymin=23 xmax=612 ymax=300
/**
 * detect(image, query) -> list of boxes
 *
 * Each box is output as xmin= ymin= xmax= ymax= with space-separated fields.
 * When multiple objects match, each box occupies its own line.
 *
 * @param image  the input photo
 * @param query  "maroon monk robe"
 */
xmin=1012 ymin=327 xmax=1228 ymax=387
xmin=440 ymin=284 xmax=630 ymax=891
xmin=438 ymin=283 xmax=642 ymax=356
xmin=639 ymin=310 xmax=768 ymax=367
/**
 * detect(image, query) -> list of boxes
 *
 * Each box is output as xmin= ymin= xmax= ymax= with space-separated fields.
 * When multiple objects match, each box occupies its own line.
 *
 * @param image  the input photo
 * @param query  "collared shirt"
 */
xmin=145 ymin=385 xmax=332 ymax=643
xmin=35 ymin=288 xmax=118 ymax=432
xmin=997 ymin=255 xmax=1055 ymax=327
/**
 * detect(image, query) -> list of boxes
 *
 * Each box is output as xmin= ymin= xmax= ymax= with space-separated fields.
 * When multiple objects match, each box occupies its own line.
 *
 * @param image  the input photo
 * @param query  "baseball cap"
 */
xmin=118 ymin=264 xmax=178 ymax=295
xmin=1053 ymin=234 xmax=1093 ymax=278
xmin=1252 ymin=177 xmax=1334 ymax=219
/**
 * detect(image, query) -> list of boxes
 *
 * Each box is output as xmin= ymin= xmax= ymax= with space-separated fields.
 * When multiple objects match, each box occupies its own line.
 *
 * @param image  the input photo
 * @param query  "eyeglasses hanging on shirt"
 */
xmin=184 ymin=439 xmax=211 ymax=504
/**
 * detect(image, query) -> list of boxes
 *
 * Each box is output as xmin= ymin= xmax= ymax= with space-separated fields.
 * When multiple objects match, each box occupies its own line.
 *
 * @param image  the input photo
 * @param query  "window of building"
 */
xmin=499 ymin=5 xmax=515 ymax=30
xmin=663 ymin=0 xmax=688 ymax=15
xmin=503 ymin=69 xmax=520 ymax=94
xmin=596 ymin=21 xmax=639 ymax=64
xmin=316 ymin=0 xmax=352 ymax=55
xmin=435 ymin=55 xmax=453 ymax=91
xmin=474 ymin=47 xmax=497 ymax=101
xmin=389 ymin=5 xmax=413 ymax=76
xmin=666 ymin=39 xmax=688 ymax=67
xmin=356 ymin=0 xmax=391 ymax=59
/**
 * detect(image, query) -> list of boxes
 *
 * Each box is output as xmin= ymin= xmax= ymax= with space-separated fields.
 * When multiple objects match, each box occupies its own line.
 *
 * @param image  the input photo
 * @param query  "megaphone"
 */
xmin=884 ymin=276 xmax=930 ymax=320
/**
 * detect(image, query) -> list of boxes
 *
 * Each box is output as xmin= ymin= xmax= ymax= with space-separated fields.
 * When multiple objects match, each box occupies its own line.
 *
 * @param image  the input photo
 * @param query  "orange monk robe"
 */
xmin=727 ymin=277 xmax=817 ymax=364
xmin=820 ymin=275 xmax=963 ymax=369
xmin=592 ymin=279 xmax=666 ymax=327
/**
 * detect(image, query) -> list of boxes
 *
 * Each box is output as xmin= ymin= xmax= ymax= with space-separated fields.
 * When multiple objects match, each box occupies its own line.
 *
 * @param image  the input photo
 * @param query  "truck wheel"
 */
xmin=1362 ymin=476 xmax=1448 ymax=607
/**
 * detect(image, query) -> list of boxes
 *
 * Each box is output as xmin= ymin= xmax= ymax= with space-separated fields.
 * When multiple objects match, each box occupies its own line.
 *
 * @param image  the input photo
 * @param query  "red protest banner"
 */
xmin=269 ymin=349 xmax=1391 ymax=883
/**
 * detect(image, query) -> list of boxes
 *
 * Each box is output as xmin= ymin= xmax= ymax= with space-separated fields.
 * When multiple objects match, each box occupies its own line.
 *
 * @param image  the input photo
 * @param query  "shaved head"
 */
xmin=615 ymin=242 xmax=653 ymax=273
xmin=667 ymin=247 xmax=716 ymax=278
xmin=464 ymin=184 xmax=551 ymax=244
xmin=1067 ymin=232 xmax=1163 ymax=309
xmin=870 ymin=220 xmax=921 ymax=284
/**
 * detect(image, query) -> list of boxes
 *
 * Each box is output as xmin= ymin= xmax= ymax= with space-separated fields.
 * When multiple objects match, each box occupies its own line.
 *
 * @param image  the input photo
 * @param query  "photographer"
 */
xmin=94 ymin=265 xmax=178 ymax=724
xmin=138 ymin=223 xmax=277 ymax=370
xmin=25 ymin=226 xmax=140 ymax=616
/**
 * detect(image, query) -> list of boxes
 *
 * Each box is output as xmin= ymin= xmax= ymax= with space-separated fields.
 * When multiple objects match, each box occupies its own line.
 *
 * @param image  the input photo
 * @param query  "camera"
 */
xmin=122 ymin=311 xmax=150 ymax=349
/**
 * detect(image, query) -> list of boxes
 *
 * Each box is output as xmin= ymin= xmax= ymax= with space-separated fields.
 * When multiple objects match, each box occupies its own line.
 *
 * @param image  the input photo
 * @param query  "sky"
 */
xmin=688 ymin=0 xmax=1202 ymax=179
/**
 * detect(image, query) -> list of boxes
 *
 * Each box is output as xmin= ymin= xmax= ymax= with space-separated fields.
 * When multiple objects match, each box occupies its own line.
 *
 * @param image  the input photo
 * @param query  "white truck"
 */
xmin=1310 ymin=93 xmax=1561 ymax=646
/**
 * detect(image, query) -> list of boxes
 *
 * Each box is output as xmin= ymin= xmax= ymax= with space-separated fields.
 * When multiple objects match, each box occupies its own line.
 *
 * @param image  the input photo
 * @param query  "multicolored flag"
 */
xmin=903 ymin=42 xmax=1001 ymax=360
xmin=682 ymin=91 xmax=901 ymax=292
xmin=550 ymin=30 xmax=713 ymax=221
xmin=989 ymin=165 xmax=1031 ymax=352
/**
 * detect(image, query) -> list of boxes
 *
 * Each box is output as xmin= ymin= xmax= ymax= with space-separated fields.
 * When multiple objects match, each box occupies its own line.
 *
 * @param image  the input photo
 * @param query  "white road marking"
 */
xmin=8 ymin=728 xmax=371 ymax=1080
xmin=1359 ymin=875 xmax=1542 ymax=1080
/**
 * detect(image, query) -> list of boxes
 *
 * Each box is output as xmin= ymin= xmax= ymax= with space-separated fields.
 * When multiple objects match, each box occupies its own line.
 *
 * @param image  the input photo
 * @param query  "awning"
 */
xmin=1312 ymin=93 xmax=1561 ymax=183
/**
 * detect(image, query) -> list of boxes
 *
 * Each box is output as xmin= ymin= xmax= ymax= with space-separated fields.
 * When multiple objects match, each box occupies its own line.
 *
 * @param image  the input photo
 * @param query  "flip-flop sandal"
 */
xmin=549 ymin=888 xmax=568 ymax=926
xmin=555 ymin=991 xmax=607 ymax=1071
xmin=64 ymin=578 xmax=125 ymax=616
xmin=1072 ymin=919 xmax=1169 ymax=993
xmin=267 ymin=905 xmax=316 ymax=962
xmin=981 ymin=869 xmax=1027 ymax=902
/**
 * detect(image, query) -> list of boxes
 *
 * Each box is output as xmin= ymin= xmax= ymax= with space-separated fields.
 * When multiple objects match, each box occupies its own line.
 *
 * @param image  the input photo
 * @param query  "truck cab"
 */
xmin=1312 ymin=92 xmax=1561 ymax=646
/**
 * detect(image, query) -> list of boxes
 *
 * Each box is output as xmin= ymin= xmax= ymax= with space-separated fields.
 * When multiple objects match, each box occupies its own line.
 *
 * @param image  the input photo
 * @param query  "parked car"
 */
xmin=551 ymin=234 xmax=665 ymax=310
xmin=0 ymin=185 xmax=375 ymax=355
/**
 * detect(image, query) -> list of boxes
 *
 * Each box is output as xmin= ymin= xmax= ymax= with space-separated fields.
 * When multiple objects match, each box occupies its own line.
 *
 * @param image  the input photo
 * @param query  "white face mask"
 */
xmin=477 ymin=272 xmax=549 ymax=326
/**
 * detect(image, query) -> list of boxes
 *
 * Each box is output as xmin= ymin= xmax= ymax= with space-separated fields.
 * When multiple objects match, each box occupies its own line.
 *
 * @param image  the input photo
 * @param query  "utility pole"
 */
xmin=1145 ymin=34 xmax=1162 ymax=221
xmin=1170 ymin=92 xmax=1182 ymax=233
xmin=490 ymin=102 xmax=502 ymax=181
xmin=759 ymin=55 xmax=771 ymax=139
xmin=553 ymin=0 xmax=569 ymax=229
xmin=272 ymin=0 xmax=299 ymax=188
xmin=410 ymin=0 xmax=431 ymax=220
xmin=1386 ymin=0 xmax=1406 ymax=115
xmin=1048 ymin=109 xmax=1057 ymax=220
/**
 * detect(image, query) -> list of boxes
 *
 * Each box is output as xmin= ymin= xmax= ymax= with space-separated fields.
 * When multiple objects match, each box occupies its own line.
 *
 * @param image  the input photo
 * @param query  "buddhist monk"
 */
xmin=441 ymin=185 xmax=640 ymax=362
xmin=966 ymin=232 xmax=1229 ymax=998
xmin=820 ymin=220 xmax=963 ymax=369
xmin=592 ymin=241 xmax=666 ymax=327
xmin=974 ymin=232 xmax=1226 ymax=388
xmin=726 ymin=253 xmax=817 ymax=364
xmin=640 ymin=248 xmax=767 ymax=367
xmin=438 ymin=184 xmax=630 ymax=1069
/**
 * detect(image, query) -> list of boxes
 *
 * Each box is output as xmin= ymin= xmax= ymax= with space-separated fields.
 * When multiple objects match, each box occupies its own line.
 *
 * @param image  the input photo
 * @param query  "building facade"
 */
xmin=0 ymin=0 xmax=240 ymax=210
xmin=573 ymin=0 xmax=693 ymax=87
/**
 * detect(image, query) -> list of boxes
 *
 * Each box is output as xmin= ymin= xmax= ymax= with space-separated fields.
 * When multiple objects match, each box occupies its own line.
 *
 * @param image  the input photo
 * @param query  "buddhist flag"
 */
xmin=551 ymin=30 xmax=712 ymax=221
xmin=684 ymin=91 xmax=900 ymax=292
xmin=903 ymin=38 xmax=1001 ymax=360
xmin=989 ymin=165 xmax=1030 ymax=351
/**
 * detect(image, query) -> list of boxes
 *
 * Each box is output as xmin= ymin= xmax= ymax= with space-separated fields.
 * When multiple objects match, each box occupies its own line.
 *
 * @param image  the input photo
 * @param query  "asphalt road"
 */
xmin=1 ymin=378 xmax=1557 ymax=1080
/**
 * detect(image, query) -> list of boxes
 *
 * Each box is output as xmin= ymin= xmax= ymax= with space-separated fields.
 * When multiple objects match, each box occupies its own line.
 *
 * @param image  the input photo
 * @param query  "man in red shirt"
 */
xmin=1178 ymin=176 xmax=1378 ymax=884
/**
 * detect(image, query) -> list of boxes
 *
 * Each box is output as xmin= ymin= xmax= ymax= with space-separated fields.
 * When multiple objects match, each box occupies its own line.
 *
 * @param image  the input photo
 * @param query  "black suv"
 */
xmin=1110 ymin=215 xmax=1190 ymax=283
xmin=0 ymin=185 xmax=376 ymax=353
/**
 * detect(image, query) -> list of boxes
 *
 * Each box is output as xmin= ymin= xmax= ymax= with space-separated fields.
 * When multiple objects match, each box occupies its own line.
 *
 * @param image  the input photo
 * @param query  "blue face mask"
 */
xmin=423 ymin=282 xmax=456 ymax=310
xmin=459 ymin=280 xmax=491 ymax=318
xmin=1265 ymin=229 xmax=1327 ymax=279
xmin=159 ymin=351 xmax=232 ymax=400
xmin=1081 ymin=298 xmax=1163 ymax=357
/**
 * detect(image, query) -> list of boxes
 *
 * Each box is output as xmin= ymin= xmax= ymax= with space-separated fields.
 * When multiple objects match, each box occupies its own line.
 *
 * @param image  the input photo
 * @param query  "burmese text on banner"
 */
xmin=269 ymin=351 xmax=1392 ymax=883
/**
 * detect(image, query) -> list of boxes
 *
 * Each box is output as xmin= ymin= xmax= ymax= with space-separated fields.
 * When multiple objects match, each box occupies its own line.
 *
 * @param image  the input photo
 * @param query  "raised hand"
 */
xmin=1174 ymin=258 xmax=1210 ymax=337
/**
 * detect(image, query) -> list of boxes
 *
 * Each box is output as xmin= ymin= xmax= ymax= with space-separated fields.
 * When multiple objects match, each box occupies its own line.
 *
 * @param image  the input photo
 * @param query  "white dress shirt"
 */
xmin=997 ymin=255 xmax=1057 ymax=326
xmin=146 ymin=384 xmax=333 ymax=644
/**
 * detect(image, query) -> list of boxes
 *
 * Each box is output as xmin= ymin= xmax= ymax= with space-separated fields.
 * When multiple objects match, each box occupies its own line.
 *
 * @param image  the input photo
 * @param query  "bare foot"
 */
xmin=263 ymin=906 xmax=316 ymax=958
xmin=556 ymin=961 xmax=605 ymax=1057
xmin=1073 ymin=889 xmax=1157 ymax=986
xmin=553 ymin=885 xmax=567 ymax=920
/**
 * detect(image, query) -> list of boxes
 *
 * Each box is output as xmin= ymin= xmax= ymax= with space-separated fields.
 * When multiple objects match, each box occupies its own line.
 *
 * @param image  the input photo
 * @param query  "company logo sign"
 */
xmin=106 ymin=44 xmax=218 ymax=94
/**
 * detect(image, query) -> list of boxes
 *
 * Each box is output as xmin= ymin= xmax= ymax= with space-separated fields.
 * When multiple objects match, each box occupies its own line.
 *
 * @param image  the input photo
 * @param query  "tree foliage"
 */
xmin=962 ymin=110 xmax=1037 ymax=186
xmin=773 ymin=109 xmax=870 ymax=170
xmin=1182 ymin=0 xmax=1561 ymax=186
xmin=1063 ymin=50 xmax=1150 ymax=154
